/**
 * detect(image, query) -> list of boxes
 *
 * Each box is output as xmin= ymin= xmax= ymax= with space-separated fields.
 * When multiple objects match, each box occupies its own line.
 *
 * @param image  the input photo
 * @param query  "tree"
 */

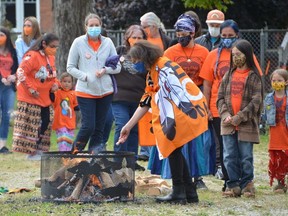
xmin=53 ymin=0 xmax=93 ymax=73
xmin=182 ymin=0 xmax=233 ymax=11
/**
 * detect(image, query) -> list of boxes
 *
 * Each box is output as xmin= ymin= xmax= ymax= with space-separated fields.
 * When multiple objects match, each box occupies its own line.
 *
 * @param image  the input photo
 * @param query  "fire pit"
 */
xmin=41 ymin=151 xmax=135 ymax=203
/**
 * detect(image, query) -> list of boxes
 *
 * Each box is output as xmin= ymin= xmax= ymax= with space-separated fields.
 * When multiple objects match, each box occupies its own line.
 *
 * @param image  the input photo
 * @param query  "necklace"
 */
xmin=182 ymin=45 xmax=195 ymax=62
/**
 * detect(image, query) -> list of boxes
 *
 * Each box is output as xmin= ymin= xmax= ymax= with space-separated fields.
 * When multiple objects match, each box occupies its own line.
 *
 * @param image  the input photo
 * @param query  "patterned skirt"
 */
xmin=12 ymin=101 xmax=53 ymax=155
xmin=268 ymin=150 xmax=288 ymax=186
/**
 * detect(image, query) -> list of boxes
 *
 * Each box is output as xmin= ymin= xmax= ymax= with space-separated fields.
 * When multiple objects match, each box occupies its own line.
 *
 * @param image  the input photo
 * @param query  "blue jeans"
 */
xmin=112 ymin=101 xmax=139 ymax=156
xmin=0 ymin=84 xmax=15 ymax=139
xmin=140 ymin=146 xmax=152 ymax=157
xmin=75 ymin=95 xmax=113 ymax=152
xmin=103 ymin=105 xmax=114 ymax=144
xmin=223 ymin=132 xmax=254 ymax=189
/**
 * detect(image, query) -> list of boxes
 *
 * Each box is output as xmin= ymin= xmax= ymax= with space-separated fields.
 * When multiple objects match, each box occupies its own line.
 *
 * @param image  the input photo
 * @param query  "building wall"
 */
xmin=40 ymin=0 xmax=53 ymax=33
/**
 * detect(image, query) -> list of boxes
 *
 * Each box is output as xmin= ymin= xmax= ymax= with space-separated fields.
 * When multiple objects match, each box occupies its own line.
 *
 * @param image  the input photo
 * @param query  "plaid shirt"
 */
xmin=217 ymin=69 xmax=263 ymax=143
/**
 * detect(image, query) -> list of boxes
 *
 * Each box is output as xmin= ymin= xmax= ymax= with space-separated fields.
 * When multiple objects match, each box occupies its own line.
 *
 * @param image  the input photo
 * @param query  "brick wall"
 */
xmin=40 ymin=0 xmax=54 ymax=33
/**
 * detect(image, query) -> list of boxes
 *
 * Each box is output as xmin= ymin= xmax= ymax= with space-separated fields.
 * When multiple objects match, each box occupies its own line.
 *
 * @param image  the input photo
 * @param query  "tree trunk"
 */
xmin=53 ymin=0 xmax=93 ymax=74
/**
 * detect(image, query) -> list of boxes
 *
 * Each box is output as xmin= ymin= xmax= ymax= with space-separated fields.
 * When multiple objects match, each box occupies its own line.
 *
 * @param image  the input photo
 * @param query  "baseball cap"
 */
xmin=206 ymin=9 xmax=225 ymax=24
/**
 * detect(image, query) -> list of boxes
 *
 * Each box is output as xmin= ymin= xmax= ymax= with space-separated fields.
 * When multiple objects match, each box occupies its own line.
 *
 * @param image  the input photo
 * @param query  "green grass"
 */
xmin=1 ymin=127 xmax=288 ymax=216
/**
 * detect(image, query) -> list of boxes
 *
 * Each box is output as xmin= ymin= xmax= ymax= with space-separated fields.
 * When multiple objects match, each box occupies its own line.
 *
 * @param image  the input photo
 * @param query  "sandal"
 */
xmin=241 ymin=182 xmax=256 ymax=198
xmin=222 ymin=186 xmax=241 ymax=197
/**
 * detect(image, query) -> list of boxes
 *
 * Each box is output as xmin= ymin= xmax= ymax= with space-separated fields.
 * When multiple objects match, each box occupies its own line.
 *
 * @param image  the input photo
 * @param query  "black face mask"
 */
xmin=177 ymin=35 xmax=192 ymax=47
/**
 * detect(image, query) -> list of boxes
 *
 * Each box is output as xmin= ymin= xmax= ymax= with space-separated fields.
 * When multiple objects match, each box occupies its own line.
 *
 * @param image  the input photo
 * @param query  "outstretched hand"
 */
xmin=116 ymin=125 xmax=131 ymax=145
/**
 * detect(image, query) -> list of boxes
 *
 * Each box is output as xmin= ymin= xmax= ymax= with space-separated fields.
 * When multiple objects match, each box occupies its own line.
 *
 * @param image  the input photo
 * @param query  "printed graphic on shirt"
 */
xmin=60 ymin=97 xmax=72 ymax=118
xmin=174 ymin=56 xmax=203 ymax=85
xmin=215 ymin=60 xmax=230 ymax=80
xmin=275 ymin=97 xmax=286 ymax=125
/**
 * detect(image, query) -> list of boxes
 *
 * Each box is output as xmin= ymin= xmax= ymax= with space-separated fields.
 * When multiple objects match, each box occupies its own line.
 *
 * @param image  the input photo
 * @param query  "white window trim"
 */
xmin=13 ymin=0 xmax=40 ymax=33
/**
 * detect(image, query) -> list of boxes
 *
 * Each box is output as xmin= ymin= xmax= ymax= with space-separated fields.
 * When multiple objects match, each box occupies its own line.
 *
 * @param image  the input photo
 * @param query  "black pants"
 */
xmin=39 ymin=106 xmax=50 ymax=137
xmin=168 ymin=146 xmax=192 ymax=186
xmin=212 ymin=117 xmax=229 ymax=181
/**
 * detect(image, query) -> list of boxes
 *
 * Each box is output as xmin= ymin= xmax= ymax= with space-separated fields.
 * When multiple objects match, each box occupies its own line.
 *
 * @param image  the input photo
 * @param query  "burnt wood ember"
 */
xmin=41 ymin=151 xmax=135 ymax=203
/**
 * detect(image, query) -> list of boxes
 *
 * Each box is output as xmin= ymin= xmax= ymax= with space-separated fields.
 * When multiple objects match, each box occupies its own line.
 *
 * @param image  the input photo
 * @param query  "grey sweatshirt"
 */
xmin=67 ymin=34 xmax=121 ymax=96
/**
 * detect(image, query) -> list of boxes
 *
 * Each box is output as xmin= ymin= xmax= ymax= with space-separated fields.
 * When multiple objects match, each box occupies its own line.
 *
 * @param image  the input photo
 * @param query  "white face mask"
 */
xmin=208 ymin=26 xmax=220 ymax=37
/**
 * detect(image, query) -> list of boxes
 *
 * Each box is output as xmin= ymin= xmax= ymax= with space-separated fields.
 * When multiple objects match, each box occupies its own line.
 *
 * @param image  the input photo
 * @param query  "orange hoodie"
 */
xmin=16 ymin=50 xmax=58 ymax=107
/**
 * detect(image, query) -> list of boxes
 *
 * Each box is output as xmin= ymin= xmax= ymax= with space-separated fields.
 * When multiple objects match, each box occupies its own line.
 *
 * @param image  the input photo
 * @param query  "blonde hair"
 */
xmin=270 ymin=69 xmax=288 ymax=81
xmin=84 ymin=13 xmax=102 ymax=26
xmin=21 ymin=16 xmax=41 ymax=46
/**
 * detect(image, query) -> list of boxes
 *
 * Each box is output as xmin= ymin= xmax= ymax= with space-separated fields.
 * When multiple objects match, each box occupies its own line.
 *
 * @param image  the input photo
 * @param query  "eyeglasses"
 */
xmin=23 ymin=24 xmax=32 ymax=27
xmin=48 ymin=44 xmax=59 ymax=48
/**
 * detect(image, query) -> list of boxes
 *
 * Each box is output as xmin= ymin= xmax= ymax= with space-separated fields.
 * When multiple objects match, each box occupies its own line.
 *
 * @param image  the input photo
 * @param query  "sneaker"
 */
xmin=195 ymin=179 xmax=208 ymax=190
xmin=135 ymin=163 xmax=145 ymax=171
xmin=222 ymin=186 xmax=241 ymax=198
xmin=215 ymin=166 xmax=224 ymax=179
xmin=241 ymin=182 xmax=256 ymax=198
xmin=0 ymin=146 xmax=12 ymax=154
xmin=26 ymin=152 xmax=42 ymax=161
xmin=137 ymin=155 xmax=149 ymax=161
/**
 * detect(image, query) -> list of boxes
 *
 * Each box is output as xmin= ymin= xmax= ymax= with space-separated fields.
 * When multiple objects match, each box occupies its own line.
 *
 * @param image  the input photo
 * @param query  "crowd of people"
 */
xmin=0 ymin=9 xmax=287 ymax=205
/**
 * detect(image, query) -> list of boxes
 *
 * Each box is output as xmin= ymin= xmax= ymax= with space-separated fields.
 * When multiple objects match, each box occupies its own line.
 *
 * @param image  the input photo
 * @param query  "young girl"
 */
xmin=264 ymin=69 xmax=288 ymax=193
xmin=217 ymin=39 xmax=263 ymax=198
xmin=51 ymin=72 xmax=78 ymax=151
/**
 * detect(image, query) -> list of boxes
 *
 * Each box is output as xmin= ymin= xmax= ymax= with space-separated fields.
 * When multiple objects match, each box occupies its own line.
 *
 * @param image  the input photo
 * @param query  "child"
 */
xmin=51 ymin=72 xmax=78 ymax=151
xmin=264 ymin=69 xmax=288 ymax=193
xmin=217 ymin=39 xmax=263 ymax=198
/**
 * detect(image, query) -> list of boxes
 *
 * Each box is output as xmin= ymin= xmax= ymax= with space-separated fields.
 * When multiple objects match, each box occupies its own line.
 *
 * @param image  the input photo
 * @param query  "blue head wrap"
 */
xmin=174 ymin=14 xmax=195 ymax=33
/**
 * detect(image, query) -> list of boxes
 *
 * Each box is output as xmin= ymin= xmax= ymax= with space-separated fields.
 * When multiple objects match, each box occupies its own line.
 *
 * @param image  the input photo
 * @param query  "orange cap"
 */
xmin=206 ymin=9 xmax=225 ymax=24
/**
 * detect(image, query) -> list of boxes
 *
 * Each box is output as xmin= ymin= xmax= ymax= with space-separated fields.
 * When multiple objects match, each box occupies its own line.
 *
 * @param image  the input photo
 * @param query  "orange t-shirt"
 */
xmin=148 ymin=37 xmax=164 ymax=51
xmin=199 ymin=48 xmax=231 ymax=117
xmin=164 ymin=43 xmax=209 ymax=86
xmin=269 ymin=96 xmax=288 ymax=150
xmin=17 ymin=50 xmax=57 ymax=107
xmin=0 ymin=52 xmax=13 ymax=78
xmin=230 ymin=68 xmax=250 ymax=116
xmin=88 ymin=37 xmax=101 ymax=51
xmin=199 ymin=48 xmax=262 ymax=117
xmin=52 ymin=89 xmax=78 ymax=130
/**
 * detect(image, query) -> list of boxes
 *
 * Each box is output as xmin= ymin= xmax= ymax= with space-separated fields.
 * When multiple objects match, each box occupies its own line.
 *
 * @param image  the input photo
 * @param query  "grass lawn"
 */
xmin=1 ymin=126 xmax=288 ymax=216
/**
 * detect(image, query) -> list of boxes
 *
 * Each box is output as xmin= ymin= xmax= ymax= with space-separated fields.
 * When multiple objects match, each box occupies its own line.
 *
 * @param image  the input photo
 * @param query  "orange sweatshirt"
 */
xmin=16 ymin=50 xmax=58 ymax=107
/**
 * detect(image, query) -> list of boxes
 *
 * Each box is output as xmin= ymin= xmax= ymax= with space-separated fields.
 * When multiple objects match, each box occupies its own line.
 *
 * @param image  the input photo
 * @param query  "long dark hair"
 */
xmin=229 ymin=39 xmax=261 ymax=78
xmin=0 ymin=27 xmax=18 ymax=74
xmin=128 ymin=40 xmax=163 ymax=69
xmin=28 ymin=33 xmax=59 ymax=52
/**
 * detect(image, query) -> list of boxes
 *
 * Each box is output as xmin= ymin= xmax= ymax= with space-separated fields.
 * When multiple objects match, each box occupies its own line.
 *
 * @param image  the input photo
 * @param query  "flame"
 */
xmin=90 ymin=174 xmax=102 ymax=189
xmin=61 ymin=157 xmax=87 ymax=167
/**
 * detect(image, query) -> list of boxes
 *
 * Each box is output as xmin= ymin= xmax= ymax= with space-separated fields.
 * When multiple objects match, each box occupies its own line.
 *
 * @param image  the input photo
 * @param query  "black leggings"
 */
xmin=168 ymin=147 xmax=192 ymax=186
xmin=212 ymin=117 xmax=229 ymax=181
xmin=39 ymin=106 xmax=50 ymax=136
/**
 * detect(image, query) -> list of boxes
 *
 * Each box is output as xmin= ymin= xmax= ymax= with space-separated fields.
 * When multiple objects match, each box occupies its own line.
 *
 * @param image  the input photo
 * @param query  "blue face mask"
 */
xmin=221 ymin=37 xmax=237 ymax=48
xmin=177 ymin=35 xmax=192 ymax=47
xmin=133 ymin=62 xmax=146 ymax=73
xmin=87 ymin=26 xmax=101 ymax=38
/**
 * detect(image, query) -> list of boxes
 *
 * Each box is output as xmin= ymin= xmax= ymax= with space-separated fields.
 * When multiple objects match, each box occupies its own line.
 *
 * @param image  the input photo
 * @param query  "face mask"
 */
xmin=0 ymin=35 xmax=7 ymax=46
xmin=271 ymin=81 xmax=286 ymax=91
xmin=233 ymin=55 xmax=246 ymax=68
xmin=145 ymin=28 xmax=151 ymax=38
xmin=133 ymin=62 xmax=146 ymax=73
xmin=208 ymin=26 xmax=220 ymax=37
xmin=87 ymin=26 xmax=101 ymax=38
xmin=44 ymin=47 xmax=57 ymax=56
xmin=128 ymin=38 xmax=137 ymax=47
xmin=24 ymin=26 xmax=33 ymax=36
xmin=177 ymin=35 xmax=192 ymax=47
xmin=221 ymin=37 xmax=237 ymax=48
